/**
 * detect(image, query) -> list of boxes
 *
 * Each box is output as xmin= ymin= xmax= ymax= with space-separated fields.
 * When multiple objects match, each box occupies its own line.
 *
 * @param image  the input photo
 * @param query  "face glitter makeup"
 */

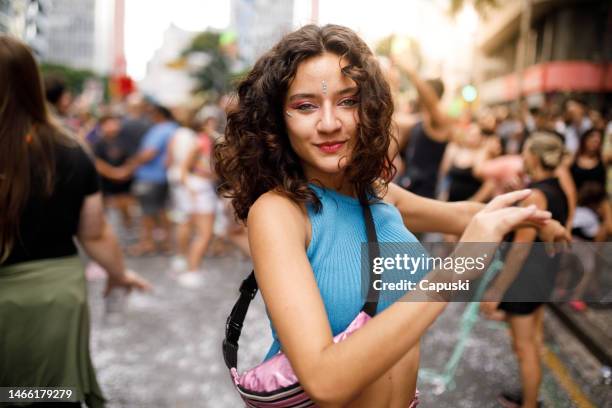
xmin=321 ymin=80 xmax=328 ymax=95
xmin=285 ymin=110 xmax=294 ymax=118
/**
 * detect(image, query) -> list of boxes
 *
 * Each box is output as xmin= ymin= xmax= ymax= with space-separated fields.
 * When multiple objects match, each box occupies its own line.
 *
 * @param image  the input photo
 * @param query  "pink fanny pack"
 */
xmin=222 ymin=205 xmax=419 ymax=407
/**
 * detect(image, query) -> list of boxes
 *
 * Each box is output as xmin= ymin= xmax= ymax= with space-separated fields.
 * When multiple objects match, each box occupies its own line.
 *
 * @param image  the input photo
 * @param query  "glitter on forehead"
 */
xmin=321 ymin=80 xmax=328 ymax=95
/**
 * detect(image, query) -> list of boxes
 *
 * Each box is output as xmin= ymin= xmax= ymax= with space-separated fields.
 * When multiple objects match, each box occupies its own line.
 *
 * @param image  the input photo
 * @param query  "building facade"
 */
xmin=476 ymin=0 xmax=611 ymax=108
xmin=230 ymin=0 xmax=294 ymax=65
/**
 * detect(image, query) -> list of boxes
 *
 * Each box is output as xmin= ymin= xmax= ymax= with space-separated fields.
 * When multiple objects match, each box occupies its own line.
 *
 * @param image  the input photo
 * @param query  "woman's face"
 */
xmin=284 ymin=52 xmax=360 ymax=185
xmin=584 ymin=131 xmax=602 ymax=154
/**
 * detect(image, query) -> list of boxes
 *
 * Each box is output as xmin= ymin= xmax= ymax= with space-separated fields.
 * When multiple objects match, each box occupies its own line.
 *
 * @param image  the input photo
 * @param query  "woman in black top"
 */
xmin=570 ymin=128 xmax=606 ymax=192
xmin=481 ymin=132 xmax=569 ymax=408
xmin=0 ymin=35 xmax=150 ymax=408
xmin=442 ymin=123 xmax=498 ymax=203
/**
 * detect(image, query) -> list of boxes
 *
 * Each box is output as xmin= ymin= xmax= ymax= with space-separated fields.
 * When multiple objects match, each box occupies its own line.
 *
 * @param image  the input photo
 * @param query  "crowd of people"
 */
xmin=0 ymin=22 xmax=609 ymax=408
xmin=43 ymin=71 xmax=251 ymax=289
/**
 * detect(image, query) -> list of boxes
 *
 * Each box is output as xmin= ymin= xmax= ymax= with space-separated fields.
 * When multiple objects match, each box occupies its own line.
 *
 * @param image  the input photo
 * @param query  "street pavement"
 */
xmin=86 ymin=241 xmax=606 ymax=407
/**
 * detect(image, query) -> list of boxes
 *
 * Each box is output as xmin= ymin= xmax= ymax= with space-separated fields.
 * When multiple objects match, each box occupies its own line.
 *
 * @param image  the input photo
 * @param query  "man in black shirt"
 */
xmin=93 ymin=115 xmax=135 ymax=228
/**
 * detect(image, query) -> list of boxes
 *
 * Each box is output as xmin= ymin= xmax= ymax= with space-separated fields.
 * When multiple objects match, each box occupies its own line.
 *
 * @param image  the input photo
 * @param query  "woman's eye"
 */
xmin=339 ymin=98 xmax=359 ymax=107
xmin=296 ymin=103 xmax=317 ymax=111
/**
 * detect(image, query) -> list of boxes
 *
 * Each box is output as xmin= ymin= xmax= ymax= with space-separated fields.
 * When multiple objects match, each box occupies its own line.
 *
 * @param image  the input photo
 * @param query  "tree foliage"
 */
xmin=183 ymin=31 xmax=236 ymax=97
xmin=40 ymin=63 xmax=99 ymax=94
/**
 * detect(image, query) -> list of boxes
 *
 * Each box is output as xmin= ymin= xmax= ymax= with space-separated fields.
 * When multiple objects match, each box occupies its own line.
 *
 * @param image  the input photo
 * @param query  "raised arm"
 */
xmin=391 ymin=55 xmax=451 ymax=141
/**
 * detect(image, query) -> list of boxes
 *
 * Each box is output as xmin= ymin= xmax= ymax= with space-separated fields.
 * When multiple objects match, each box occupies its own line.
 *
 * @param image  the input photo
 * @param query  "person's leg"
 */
xmin=130 ymin=182 xmax=157 ymax=254
xmin=508 ymin=312 xmax=541 ymax=408
xmin=176 ymin=220 xmax=192 ymax=258
xmin=132 ymin=214 xmax=156 ymax=253
xmin=533 ymin=306 xmax=545 ymax=355
xmin=115 ymin=193 xmax=134 ymax=229
xmin=157 ymin=209 xmax=173 ymax=253
xmin=187 ymin=213 xmax=215 ymax=272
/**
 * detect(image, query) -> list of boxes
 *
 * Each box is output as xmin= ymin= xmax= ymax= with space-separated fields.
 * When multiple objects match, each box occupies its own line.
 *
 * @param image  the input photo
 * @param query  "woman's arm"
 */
xmin=386 ymin=183 xmax=483 ymax=235
xmin=555 ymin=165 xmax=576 ymax=229
xmin=248 ymin=190 xmax=539 ymax=407
xmin=76 ymin=193 xmax=151 ymax=295
xmin=385 ymin=182 xmax=570 ymax=243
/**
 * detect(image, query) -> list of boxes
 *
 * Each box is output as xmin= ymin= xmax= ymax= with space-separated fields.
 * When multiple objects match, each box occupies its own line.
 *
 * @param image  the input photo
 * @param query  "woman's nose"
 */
xmin=317 ymin=103 xmax=341 ymax=133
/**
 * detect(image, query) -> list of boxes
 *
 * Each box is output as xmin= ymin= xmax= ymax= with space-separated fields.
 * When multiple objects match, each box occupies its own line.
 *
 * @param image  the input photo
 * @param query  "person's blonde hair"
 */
xmin=526 ymin=131 xmax=567 ymax=170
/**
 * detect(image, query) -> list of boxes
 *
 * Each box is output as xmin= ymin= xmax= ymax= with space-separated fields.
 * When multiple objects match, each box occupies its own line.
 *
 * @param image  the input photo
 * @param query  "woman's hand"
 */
xmin=104 ymin=270 xmax=152 ymax=296
xmin=460 ymin=189 xmax=551 ymax=242
xmin=479 ymin=287 xmax=505 ymax=320
xmin=538 ymin=219 xmax=572 ymax=255
xmin=479 ymin=301 xmax=506 ymax=321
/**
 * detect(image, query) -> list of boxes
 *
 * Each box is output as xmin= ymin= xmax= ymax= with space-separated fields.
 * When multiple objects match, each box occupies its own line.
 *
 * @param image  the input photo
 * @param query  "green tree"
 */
xmin=40 ymin=63 xmax=99 ymax=94
xmin=183 ymin=30 xmax=237 ymax=98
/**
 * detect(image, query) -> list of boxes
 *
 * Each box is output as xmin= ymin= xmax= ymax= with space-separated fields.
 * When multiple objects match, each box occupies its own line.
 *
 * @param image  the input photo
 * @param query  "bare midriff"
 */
xmin=345 ymin=344 xmax=419 ymax=408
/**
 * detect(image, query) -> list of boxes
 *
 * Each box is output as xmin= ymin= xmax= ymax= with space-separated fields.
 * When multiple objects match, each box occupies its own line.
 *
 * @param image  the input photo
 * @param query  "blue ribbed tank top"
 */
xmin=264 ymin=184 xmax=427 ymax=360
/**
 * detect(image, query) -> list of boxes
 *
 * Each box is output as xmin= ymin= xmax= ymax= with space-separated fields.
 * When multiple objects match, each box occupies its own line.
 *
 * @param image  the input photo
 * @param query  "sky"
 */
xmin=124 ymin=0 xmax=478 ymax=81
xmin=124 ymin=0 xmax=231 ymax=80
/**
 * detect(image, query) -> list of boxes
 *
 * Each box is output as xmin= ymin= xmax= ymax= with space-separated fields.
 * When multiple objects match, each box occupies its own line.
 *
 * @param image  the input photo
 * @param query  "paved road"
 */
xmin=86 ymin=249 xmax=605 ymax=407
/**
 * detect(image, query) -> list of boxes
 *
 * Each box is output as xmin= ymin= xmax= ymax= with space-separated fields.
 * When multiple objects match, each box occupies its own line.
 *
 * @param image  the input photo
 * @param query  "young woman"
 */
xmin=481 ymin=132 xmax=570 ymax=408
xmin=571 ymin=128 xmax=607 ymax=193
xmin=441 ymin=123 xmax=498 ymax=203
xmin=215 ymin=25 xmax=567 ymax=407
xmin=177 ymin=116 xmax=218 ymax=287
xmin=0 ymin=35 xmax=150 ymax=408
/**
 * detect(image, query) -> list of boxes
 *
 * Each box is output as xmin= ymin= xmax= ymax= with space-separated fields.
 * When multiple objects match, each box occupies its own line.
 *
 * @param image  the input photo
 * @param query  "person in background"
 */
xmin=388 ymin=53 xmax=454 ymax=200
xmin=166 ymin=112 xmax=198 ymax=273
xmin=571 ymin=128 xmax=606 ymax=193
xmin=0 ymin=35 xmax=150 ymax=408
xmin=177 ymin=116 xmax=218 ymax=288
xmin=118 ymin=104 xmax=179 ymax=255
xmin=92 ymin=114 xmax=135 ymax=230
xmin=43 ymin=74 xmax=78 ymax=133
xmin=561 ymin=98 xmax=592 ymax=155
xmin=117 ymin=93 xmax=152 ymax=157
xmin=481 ymin=132 xmax=570 ymax=408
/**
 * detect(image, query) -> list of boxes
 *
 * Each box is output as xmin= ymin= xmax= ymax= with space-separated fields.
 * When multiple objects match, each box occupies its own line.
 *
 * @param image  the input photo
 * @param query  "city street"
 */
xmin=86 ymin=227 xmax=608 ymax=408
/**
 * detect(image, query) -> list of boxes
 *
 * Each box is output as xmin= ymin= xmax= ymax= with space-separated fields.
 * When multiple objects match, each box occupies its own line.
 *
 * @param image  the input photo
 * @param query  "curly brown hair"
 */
xmin=214 ymin=24 xmax=395 ymax=221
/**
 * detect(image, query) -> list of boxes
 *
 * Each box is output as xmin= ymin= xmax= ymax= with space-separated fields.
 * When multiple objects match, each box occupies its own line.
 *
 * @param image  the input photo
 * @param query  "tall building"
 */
xmin=43 ymin=0 xmax=95 ymax=70
xmin=476 ymin=0 xmax=612 ymax=108
xmin=230 ymin=0 xmax=294 ymax=65
xmin=32 ymin=0 xmax=122 ymax=74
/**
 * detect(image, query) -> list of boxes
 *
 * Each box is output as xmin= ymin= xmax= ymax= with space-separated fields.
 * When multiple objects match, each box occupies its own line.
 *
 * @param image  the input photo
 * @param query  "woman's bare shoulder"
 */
xmin=247 ymin=190 xmax=309 ymax=241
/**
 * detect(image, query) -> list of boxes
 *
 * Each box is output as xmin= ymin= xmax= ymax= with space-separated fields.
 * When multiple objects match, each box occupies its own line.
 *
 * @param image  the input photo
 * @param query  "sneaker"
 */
xmin=177 ymin=272 xmax=204 ymax=288
xmin=170 ymin=256 xmax=188 ymax=273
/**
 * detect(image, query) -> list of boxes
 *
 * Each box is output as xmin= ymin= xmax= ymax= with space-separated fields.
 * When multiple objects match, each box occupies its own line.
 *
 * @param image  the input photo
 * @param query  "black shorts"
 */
xmin=498 ymin=302 xmax=544 ymax=315
xmin=132 ymin=181 xmax=168 ymax=215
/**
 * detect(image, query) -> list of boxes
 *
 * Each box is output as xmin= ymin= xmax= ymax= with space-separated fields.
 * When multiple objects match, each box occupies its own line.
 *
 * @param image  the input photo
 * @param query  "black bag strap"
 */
xmin=222 ymin=203 xmax=380 ymax=369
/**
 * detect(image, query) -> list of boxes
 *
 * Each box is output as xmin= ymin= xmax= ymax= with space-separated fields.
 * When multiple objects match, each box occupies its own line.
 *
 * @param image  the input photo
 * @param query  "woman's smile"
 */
xmin=315 ymin=140 xmax=347 ymax=154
